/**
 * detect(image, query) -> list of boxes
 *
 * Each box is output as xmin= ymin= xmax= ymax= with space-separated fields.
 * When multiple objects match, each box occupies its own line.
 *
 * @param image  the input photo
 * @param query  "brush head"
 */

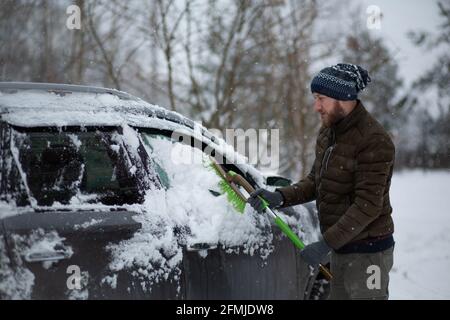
xmin=207 ymin=158 xmax=247 ymax=214
xmin=218 ymin=179 xmax=246 ymax=213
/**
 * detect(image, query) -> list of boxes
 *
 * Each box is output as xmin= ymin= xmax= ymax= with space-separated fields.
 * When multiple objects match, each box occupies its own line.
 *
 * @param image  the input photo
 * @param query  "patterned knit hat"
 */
xmin=310 ymin=63 xmax=371 ymax=101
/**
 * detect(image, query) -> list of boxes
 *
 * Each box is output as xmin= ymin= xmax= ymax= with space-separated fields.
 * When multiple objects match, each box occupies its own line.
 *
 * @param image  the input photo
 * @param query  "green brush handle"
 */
xmin=273 ymin=213 xmax=332 ymax=280
xmin=274 ymin=216 xmax=305 ymax=250
xmin=258 ymin=196 xmax=270 ymax=209
xmin=258 ymin=197 xmax=305 ymax=250
xmin=225 ymin=169 xmax=333 ymax=280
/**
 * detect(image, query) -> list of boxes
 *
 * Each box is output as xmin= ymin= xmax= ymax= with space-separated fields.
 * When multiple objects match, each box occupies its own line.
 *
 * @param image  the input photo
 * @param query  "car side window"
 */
xmin=0 ymin=121 xmax=30 ymax=206
xmin=140 ymin=134 xmax=172 ymax=190
xmin=141 ymin=133 xmax=218 ymax=189
xmin=7 ymin=126 xmax=145 ymax=207
xmin=140 ymin=132 xmax=245 ymax=213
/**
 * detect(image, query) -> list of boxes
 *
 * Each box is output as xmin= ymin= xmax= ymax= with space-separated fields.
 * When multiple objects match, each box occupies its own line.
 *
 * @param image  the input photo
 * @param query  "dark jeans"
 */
xmin=329 ymin=246 xmax=394 ymax=300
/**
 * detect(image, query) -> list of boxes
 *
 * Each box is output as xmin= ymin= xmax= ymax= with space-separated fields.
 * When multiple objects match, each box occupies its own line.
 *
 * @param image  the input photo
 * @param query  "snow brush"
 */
xmin=208 ymin=156 xmax=247 ymax=214
xmin=208 ymin=157 xmax=333 ymax=281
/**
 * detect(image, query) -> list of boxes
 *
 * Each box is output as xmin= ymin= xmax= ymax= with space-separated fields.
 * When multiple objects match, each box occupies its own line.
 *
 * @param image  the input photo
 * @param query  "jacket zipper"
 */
xmin=325 ymin=144 xmax=335 ymax=172
xmin=320 ymin=128 xmax=336 ymax=178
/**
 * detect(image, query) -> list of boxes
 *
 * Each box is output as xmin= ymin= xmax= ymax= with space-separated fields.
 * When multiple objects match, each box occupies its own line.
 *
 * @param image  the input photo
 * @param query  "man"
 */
xmin=248 ymin=63 xmax=396 ymax=300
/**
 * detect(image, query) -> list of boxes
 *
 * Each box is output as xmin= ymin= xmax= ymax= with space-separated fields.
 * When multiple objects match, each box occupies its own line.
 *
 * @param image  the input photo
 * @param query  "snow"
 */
xmin=22 ymin=230 xmax=73 ymax=268
xmin=68 ymin=134 xmax=82 ymax=150
xmin=74 ymin=218 xmax=103 ymax=231
xmin=0 ymin=90 xmax=160 ymax=128
xmin=0 ymin=229 xmax=73 ymax=299
xmin=0 ymin=118 xmax=317 ymax=296
xmin=122 ymin=124 xmax=141 ymax=152
xmin=1 ymin=106 xmax=447 ymax=298
xmin=0 ymin=90 xmax=141 ymax=112
xmin=110 ymin=144 xmax=120 ymax=153
xmin=102 ymin=274 xmax=118 ymax=289
xmin=106 ymin=135 xmax=278 ymax=288
xmin=66 ymin=271 xmax=89 ymax=300
xmin=0 ymin=90 xmax=176 ymax=129
xmin=9 ymin=129 xmax=38 ymax=207
xmin=143 ymin=134 xmax=274 ymax=252
xmin=0 ymin=89 xmax=258 ymax=182
xmin=3 ymin=111 xmax=125 ymax=128
xmin=0 ymin=201 xmax=23 ymax=219
xmin=0 ymin=89 xmax=318 ymax=295
xmin=0 ymin=239 xmax=35 ymax=300
xmin=390 ymin=169 xmax=450 ymax=300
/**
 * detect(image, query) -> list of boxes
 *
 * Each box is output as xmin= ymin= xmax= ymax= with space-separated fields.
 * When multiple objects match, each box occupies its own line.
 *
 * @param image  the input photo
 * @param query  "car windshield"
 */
xmin=9 ymin=127 xmax=143 ymax=206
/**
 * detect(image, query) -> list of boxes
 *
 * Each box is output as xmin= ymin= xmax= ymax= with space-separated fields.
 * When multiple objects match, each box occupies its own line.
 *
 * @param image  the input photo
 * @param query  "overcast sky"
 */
xmin=359 ymin=0 xmax=443 ymax=87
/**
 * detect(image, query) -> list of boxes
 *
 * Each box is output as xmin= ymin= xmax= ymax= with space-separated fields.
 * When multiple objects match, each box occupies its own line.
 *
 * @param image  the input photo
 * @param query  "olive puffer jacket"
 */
xmin=278 ymin=101 xmax=395 ymax=250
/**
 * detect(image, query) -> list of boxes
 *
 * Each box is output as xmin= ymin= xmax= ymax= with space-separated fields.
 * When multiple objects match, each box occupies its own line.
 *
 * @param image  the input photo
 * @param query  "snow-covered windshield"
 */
xmin=8 ymin=127 xmax=143 ymax=207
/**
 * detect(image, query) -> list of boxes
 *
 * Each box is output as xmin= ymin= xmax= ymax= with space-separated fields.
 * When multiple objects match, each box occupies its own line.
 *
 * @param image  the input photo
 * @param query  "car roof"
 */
xmin=0 ymin=82 xmax=194 ymax=127
xmin=0 ymin=82 xmax=221 ymax=153
xmin=0 ymin=82 xmax=138 ymax=100
xmin=0 ymin=82 xmax=261 ymax=182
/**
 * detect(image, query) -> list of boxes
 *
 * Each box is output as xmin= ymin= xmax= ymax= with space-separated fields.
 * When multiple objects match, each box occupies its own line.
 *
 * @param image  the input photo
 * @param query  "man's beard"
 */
xmin=321 ymin=102 xmax=346 ymax=127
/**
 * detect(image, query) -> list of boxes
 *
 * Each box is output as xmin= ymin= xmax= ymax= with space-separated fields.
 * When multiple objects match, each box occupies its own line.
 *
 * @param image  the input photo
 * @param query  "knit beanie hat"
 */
xmin=310 ymin=63 xmax=371 ymax=101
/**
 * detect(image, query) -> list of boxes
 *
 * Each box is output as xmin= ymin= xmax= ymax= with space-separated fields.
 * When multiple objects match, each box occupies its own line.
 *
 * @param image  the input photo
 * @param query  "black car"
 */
xmin=0 ymin=82 xmax=329 ymax=300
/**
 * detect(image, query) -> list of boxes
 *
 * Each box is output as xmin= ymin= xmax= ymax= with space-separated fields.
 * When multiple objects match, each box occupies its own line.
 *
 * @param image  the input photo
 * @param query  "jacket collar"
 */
xmin=330 ymin=99 xmax=366 ymax=135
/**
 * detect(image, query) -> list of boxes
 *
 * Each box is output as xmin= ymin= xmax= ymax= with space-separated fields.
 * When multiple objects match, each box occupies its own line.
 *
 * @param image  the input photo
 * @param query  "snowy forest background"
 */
xmin=0 ymin=0 xmax=448 ymax=179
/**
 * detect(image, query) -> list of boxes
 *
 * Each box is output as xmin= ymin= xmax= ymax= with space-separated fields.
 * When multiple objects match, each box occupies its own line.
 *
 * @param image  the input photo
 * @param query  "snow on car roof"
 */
xmin=0 ymin=83 xmax=260 ymax=181
xmin=0 ymin=84 xmax=179 ymax=126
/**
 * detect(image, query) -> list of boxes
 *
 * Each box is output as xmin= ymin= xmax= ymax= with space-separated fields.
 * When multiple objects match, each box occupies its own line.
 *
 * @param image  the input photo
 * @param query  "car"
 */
xmin=0 ymin=82 xmax=330 ymax=300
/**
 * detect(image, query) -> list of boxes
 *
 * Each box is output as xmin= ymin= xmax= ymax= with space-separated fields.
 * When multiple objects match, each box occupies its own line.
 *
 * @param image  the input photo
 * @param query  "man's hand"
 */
xmin=248 ymin=188 xmax=284 ymax=213
xmin=300 ymin=239 xmax=331 ymax=267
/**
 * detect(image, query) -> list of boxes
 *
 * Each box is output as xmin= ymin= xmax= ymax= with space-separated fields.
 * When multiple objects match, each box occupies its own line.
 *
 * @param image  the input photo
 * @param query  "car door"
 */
xmin=0 ymin=210 xmax=141 ymax=299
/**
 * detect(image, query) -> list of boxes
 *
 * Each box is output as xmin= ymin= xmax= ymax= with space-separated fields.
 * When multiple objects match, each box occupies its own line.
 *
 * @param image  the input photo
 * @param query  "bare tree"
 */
xmin=84 ymin=0 xmax=147 ymax=90
xmin=143 ymin=0 xmax=189 ymax=111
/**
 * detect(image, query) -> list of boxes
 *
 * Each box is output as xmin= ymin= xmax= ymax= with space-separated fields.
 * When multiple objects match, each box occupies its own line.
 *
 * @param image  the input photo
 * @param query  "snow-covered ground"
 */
xmin=389 ymin=169 xmax=450 ymax=300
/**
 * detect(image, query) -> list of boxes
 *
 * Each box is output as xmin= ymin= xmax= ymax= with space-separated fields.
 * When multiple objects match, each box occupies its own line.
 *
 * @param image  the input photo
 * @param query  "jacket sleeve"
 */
xmin=323 ymin=133 xmax=395 ymax=250
xmin=276 ymin=163 xmax=317 ymax=208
